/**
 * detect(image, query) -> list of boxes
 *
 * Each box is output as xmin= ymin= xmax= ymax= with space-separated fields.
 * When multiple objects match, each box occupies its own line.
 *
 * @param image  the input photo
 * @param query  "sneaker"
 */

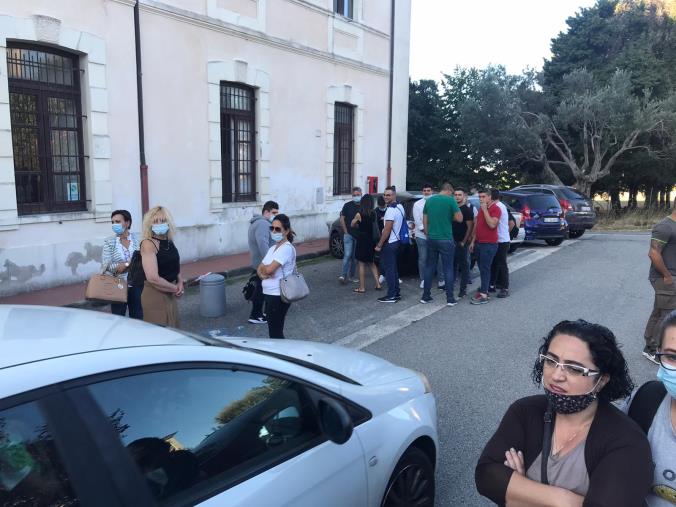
xmin=378 ymin=296 xmax=398 ymax=303
xmin=457 ymin=290 xmax=467 ymax=299
xmin=642 ymin=348 xmax=659 ymax=365
xmin=419 ymin=280 xmax=425 ymax=289
xmin=338 ymin=276 xmax=347 ymax=284
xmin=420 ymin=296 xmax=433 ymax=304
xmin=394 ymin=293 xmax=402 ymax=301
xmin=350 ymin=278 xmax=360 ymax=284
xmin=398 ymin=278 xmax=403 ymax=284
xmin=438 ymin=283 xmax=446 ymax=290
xmin=447 ymin=298 xmax=458 ymax=307
xmin=488 ymin=285 xmax=497 ymax=293
xmin=248 ymin=316 xmax=267 ymax=324
xmin=379 ymin=275 xmax=385 ymax=284
xmin=470 ymin=294 xmax=489 ymax=305
xmin=497 ymin=289 xmax=510 ymax=298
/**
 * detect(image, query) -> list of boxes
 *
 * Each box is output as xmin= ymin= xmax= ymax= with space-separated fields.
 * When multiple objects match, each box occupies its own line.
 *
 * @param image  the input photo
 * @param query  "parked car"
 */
xmin=328 ymin=192 xmax=419 ymax=275
xmin=0 ymin=305 xmax=438 ymax=507
xmin=511 ymin=184 xmax=596 ymax=238
xmin=501 ymin=191 xmax=569 ymax=246
xmin=467 ymin=196 xmax=525 ymax=253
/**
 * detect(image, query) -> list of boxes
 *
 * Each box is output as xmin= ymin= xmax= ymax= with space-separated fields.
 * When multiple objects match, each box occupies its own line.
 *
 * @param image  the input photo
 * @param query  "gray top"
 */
xmin=650 ymin=217 xmax=676 ymax=280
xmin=248 ymin=215 xmax=275 ymax=269
xmin=526 ymin=440 xmax=590 ymax=497
xmin=646 ymin=394 xmax=676 ymax=507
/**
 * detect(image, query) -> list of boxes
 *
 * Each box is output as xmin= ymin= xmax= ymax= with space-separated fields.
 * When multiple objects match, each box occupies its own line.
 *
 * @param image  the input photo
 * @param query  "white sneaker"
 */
xmin=419 ymin=280 xmax=425 ymax=289
xmin=379 ymin=275 xmax=385 ymax=284
xmin=399 ymin=278 xmax=403 ymax=284
xmin=438 ymin=283 xmax=446 ymax=290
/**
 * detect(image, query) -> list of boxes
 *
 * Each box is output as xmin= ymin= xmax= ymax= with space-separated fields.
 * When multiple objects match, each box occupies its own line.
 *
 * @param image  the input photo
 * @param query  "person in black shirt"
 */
xmin=453 ymin=188 xmax=475 ymax=298
xmin=339 ymin=186 xmax=362 ymax=284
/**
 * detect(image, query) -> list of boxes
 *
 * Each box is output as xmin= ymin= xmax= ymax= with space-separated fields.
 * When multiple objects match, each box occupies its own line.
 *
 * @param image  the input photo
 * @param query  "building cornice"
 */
xmin=285 ymin=0 xmax=389 ymax=39
xmin=109 ymin=0 xmax=389 ymax=76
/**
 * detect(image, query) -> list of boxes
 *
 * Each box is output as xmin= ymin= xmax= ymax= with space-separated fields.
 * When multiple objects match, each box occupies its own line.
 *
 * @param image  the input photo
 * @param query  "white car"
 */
xmin=0 ymin=305 xmax=438 ymax=507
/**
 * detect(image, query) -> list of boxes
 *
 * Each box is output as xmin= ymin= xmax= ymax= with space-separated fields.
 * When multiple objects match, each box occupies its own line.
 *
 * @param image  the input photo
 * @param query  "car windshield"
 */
xmin=526 ymin=194 xmax=561 ymax=210
xmin=560 ymin=187 xmax=587 ymax=200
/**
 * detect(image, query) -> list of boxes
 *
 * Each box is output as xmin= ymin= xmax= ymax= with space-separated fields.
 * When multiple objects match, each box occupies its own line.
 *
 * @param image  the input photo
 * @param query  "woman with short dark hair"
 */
xmin=102 ymin=209 xmax=142 ymax=319
xmin=476 ymin=319 xmax=652 ymax=506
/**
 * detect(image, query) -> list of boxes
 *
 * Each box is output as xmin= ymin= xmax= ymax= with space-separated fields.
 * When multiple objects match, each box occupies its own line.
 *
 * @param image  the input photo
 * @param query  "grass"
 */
xmin=594 ymin=208 xmax=668 ymax=231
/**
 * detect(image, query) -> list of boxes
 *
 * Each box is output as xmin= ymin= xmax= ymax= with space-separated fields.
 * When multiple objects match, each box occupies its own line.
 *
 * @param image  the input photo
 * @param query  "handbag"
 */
xmin=243 ymin=274 xmax=258 ymax=301
xmin=85 ymin=266 xmax=128 ymax=304
xmin=127 ymin=250 xmax=145 ymax=287
xmin=280 ymin=267 xmax=310 ymax=303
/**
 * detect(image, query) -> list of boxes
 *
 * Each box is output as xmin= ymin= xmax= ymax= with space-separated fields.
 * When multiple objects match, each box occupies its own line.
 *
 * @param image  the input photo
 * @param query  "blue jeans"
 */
xmin=415 ymin=237 xmax=443 ymax=283
xmin=342 ymin=233 xmax=357 ymax=278
xmin=454 ymin=243 xmax=470 ymax=293
xmin=476 ymin=243 xmax=498 ymax=295
xmin=423 ymin=239 xmax=455 ymax=302
xmin=381 ymin=241 xmax=401 ymax=298
xmin=111 ymin=285 xmax=143 ymax=319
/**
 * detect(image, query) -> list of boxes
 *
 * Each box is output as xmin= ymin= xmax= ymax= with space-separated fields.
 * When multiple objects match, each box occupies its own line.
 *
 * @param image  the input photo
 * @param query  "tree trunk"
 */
xmin=628 ymin=185 xmax=638 ymax=209
xmin=665 ymin=186 xmax=672 ymax=210
xmin=609 ymin=188 xmax=622 ymax=212
xmin=576 ymin=179 xmax=592 ymax=198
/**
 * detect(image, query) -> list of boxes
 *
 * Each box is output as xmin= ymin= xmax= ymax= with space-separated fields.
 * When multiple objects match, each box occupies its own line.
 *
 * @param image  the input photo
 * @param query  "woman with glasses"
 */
xmin=476 ymin=320 xmax=652 ymax=506
xmin=623 ymin=311 xmax=676 ymax=506
xmin=257 ymin=214 xmax=296 ymax=338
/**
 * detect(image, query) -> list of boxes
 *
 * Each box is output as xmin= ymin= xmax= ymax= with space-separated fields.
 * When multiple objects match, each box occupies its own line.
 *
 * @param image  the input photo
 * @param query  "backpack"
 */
xmin=128 ymin=239 xmax=157 ymax=288
xmin=391 ymin=203 xmax=409 ymax=244
xmin=627 ymin=380 xmax=667 ymax=434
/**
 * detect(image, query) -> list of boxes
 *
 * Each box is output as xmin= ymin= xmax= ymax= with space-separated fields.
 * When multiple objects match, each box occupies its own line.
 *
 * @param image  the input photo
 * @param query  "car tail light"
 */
xmin=521 ymin=205 xmax=531 ymax=225
xmin=559 ymin=199 xmax=573 ymax=211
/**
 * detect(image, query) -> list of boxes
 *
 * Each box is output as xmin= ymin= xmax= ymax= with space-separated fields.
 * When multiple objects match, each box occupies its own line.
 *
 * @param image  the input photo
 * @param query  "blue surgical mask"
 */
xmin=353 ymin=196 xmax=362 ymax=203
xmin=112 ymin=224 xmax=125 ymax=235
xmin=657 ymin=366 xmax=676 ymax=398
xmin=271 ymin=232 xmax=284 ymax=242
xmin=152 ymin=223 xmax=169 ymax=236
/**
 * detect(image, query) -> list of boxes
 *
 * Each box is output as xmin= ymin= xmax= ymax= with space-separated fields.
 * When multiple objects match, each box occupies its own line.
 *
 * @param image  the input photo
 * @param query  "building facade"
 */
xmin=0 ymin=0 xmax=411 ymax=297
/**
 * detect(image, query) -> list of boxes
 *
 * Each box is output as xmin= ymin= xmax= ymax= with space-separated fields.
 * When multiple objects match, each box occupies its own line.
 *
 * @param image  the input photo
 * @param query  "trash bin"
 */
xmin=199 ymin=273 xmax=226 ymax=318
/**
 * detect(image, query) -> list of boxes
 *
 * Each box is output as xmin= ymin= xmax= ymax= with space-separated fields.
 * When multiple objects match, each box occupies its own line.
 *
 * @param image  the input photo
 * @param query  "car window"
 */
xmin=560 ymin=187 xmax=587 ymax=200
xmin=503 ymin=197 xmax=521 ymax=210
xmin=87 ymin=368 xmax=323 ymax=504
xmin=0 ymin=401 xmax=79 ymax=506
xmin=525 ymin=195 xmax=561 ymax=210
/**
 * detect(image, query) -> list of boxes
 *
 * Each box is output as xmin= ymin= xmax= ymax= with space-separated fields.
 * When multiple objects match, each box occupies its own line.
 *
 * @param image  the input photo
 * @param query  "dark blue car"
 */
xmin=501 ymin=191 xmax=568 ymax=246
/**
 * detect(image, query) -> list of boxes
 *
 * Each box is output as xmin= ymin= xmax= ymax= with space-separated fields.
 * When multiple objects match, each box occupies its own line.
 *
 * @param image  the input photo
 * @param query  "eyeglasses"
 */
xmin=656 ymin=352 xmax=676 ymax=371
xmin=270 ymin=226 xmax=283 ymax=233
xmin=539 ymin=354 xmax=600 ymax=377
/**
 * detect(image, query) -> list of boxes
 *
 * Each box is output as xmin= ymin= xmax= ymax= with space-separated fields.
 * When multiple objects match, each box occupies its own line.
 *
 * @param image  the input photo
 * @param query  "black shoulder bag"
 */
xmin=627 ymin=380 xmax=667 ymax=434
xmin=540 ymin=404 xmax=554 ymax=485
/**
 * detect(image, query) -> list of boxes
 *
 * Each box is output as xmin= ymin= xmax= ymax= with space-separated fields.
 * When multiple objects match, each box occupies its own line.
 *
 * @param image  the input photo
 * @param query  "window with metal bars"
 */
xmin=333 ymin=102 xmax=354 ymax=196
xmin=7 ymin=43 xmax=86 ymax=215
xmin=220 ymin=83 xmax=256 ymax=203
xmin=334 ymin=0 xmax=353 ymax=19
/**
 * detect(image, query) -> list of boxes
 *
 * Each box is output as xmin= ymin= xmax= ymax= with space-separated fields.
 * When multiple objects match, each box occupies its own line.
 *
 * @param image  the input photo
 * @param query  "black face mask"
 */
xmin=543 ymin=378 xmax=601 ymax=414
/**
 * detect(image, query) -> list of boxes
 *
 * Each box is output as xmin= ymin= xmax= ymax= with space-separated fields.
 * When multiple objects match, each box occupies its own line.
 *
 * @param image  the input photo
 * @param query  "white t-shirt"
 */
xmin=261 ymin=242 xmax=296 ymax=296
xmin=412 ymin=198 xmax=426 ymax=240
xmin=496 ymin=201 xmax=510 ymax=243
xmin=384 ymin=203 xmax=406 ymax=244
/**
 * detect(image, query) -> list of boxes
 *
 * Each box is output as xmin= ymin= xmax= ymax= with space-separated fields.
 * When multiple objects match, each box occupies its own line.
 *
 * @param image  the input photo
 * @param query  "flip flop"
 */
xmin=353 ymin=288 xmax=366 ymax=293
xmin=374 ymin=286 xmax=383 ymax=291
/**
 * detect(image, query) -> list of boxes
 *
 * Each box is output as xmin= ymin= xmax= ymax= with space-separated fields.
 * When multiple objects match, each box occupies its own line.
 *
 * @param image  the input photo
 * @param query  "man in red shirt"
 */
xmin=469 ymin=189 xmax=501 ymax=304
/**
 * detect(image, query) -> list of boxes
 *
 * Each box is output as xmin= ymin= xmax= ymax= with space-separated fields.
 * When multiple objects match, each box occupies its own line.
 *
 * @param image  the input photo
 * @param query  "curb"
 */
xmin=66 ymin=249 xmax=330 ymax=310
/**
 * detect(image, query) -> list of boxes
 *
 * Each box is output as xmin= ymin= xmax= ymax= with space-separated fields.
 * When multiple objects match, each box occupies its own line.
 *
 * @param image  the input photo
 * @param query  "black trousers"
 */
xmin=264 ymin=295 xmax=290 ymax=338
xmin=111 ymin=286 xmax=144 ymax=319
xmin=250 ymin=272 xmax=265 ymax=319
xmin=490 ymin=242 xmax=510 ymax=289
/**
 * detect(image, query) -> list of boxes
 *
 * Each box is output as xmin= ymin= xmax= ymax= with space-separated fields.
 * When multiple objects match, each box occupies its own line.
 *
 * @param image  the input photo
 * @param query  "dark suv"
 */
xmin=511 ymin=184 xmax=597 ymax=238
xmin=501 ymin=191 xmax=568 ymax=246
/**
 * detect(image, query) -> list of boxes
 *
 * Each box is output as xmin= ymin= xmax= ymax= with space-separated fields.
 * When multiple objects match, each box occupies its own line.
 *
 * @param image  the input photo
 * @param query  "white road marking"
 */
xmin=336 ymin=240 xmax=578 ymax=350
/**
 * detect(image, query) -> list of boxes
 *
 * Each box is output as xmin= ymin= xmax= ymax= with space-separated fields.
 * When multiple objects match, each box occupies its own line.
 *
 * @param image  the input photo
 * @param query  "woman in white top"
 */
xmin=257 ymin=214 xmax=296 ymax=338
xmin=101 ymin=209 xmax=142 ymax=319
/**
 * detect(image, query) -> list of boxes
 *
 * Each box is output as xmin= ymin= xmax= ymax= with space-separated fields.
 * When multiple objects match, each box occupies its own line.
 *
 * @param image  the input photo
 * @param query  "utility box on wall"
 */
xmin=367 ymin=176 xmax=379 ymax=194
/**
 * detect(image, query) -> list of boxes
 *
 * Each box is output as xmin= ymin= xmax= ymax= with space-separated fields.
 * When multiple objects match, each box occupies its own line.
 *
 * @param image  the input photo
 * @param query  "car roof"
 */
xmin=501 ymin=190 xmax=554 ymax=197
xmin=0 ymin=305 xmax=198 ymax=370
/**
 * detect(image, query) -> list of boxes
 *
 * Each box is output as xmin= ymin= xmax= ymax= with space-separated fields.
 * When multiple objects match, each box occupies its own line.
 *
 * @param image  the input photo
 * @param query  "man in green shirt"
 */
xmin=421 ymin=182 xmax=463 ymax=306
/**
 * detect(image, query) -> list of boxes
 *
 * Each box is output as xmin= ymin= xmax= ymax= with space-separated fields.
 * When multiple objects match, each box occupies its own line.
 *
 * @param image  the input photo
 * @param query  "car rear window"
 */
xmin=525 ymin=195 xmax=561 ymax=210
xmin=560 ymin=187 xmax=588 ymax=200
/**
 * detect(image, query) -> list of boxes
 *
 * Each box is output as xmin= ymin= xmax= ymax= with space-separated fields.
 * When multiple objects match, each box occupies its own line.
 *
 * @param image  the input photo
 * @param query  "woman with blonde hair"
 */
xmin=140 ymin=206 xmax=183 ymax=328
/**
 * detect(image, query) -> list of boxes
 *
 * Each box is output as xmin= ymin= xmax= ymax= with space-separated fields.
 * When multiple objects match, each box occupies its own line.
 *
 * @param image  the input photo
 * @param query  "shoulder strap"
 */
xmin=540 ymin=405 xmax=554 ymax=485
xmin=628 ymin=380 xmax=667 ymax=434
xmin=140 ymin=238 xmax=159 ymax=253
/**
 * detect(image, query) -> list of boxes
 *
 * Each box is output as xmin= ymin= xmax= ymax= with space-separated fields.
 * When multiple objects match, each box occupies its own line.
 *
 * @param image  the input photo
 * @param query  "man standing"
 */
xmin=247 ymin=200 xmax=279 ymax=323
xmin=469 ymin=189 xmax=501 ymax=305
xmin=339 ymin=186 xmax=362 ymax=284
xmin=489 ymin=189 xmax=513 ymax=298
xmin=413 ymin=184 xmax=443 ymax=289
xmin=421 ymin=183 xmax=463 ymax=306
xmin=375 ymin=186 xmax=405 ymax=303
xmin=643 ymin=208 xmax=676 ymax=363
xmin=453 ymin=187 xmax=475 ymax=299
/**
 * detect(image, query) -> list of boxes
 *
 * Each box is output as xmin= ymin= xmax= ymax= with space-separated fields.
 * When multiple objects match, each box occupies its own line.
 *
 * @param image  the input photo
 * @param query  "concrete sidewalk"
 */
xmin=0 ymin=238 xmax=329 ymax=308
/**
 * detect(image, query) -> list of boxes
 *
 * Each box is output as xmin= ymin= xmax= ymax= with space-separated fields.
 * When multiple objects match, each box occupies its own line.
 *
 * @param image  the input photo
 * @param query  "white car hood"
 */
xmin=224 ymin=338 xmax=416 ymax=387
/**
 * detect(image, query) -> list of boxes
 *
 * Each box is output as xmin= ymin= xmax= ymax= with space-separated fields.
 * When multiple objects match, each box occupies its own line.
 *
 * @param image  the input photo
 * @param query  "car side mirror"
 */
xmin=318 ymin=397 xmax=353 ymax=445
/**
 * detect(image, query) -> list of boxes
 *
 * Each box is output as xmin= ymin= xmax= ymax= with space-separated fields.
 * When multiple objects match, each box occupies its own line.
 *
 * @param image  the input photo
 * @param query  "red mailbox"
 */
xmin=367 ymin=176 xmax=379 ymax=194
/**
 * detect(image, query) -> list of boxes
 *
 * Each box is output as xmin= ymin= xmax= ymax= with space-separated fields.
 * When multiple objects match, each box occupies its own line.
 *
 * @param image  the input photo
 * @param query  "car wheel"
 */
xmin=545 ymin=238 xmax=564 ymax=246
xmin=568 ymin=229 xmax=585 ymax=239
xmin=330 ymin=232 xmax=344 ymax=259
xmin=508 ymin=243 xmax=519 ymax=254
xmin=381 ymin=446 xmax=435 ymax=507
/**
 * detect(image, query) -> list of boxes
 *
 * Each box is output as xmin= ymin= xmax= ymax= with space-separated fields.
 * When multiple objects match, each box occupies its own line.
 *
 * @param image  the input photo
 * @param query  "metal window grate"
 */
xmin=8 ymin=43 xmax=85 ymax=214
xmin=220 ymin=83 xmax=256 ymax=203
xmin=333 ymin=103 xmax=354 ymax=196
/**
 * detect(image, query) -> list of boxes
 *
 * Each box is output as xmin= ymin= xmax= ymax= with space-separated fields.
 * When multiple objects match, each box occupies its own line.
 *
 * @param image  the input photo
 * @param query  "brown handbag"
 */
xmin=85 ymin=268 xmax=128 ymax=304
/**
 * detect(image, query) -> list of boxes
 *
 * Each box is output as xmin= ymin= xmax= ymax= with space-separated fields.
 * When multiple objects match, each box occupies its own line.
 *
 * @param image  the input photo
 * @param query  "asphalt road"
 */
xmin=177 ymin=232 xmax=657 ymax=506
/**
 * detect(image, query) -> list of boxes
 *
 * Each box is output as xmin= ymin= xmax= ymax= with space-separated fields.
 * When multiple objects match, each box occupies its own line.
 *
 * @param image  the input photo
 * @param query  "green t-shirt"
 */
xmin=423 ymin=194 xmax=460 ymax=240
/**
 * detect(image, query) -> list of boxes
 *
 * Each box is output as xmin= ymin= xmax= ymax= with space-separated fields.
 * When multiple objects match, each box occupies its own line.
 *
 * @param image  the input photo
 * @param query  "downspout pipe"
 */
xmin=134 ymin=0 xmax=149 ymax=214
xmin=386 ymin=0 xmax=395 ymax=187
